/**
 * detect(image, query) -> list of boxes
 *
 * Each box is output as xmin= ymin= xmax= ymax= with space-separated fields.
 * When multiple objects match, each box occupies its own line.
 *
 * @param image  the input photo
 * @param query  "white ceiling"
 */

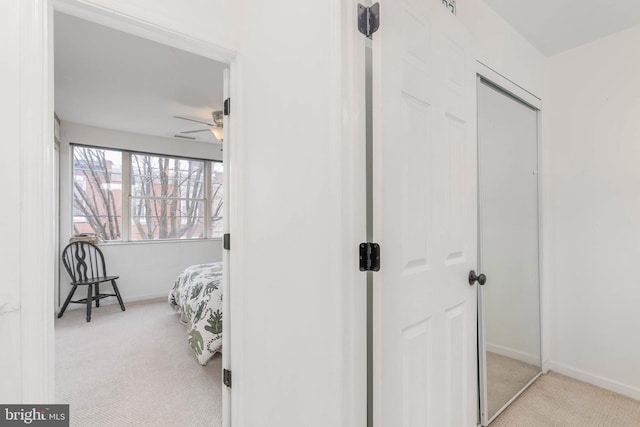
xmin=54 ymin=12 xmax=227 ymax=144
xmin=483 ymin=0 xmax=640 ymax=56
xmin=55 ymin=2 xmax=640 ymax=139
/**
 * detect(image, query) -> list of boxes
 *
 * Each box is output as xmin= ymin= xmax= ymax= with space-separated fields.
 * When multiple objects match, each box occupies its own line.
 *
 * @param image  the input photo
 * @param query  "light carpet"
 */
xmin=486 ymin=351 xmax=541 ymax=417
xmin=492 ymin=371 xmax=640 ymax=426
xmin=55 ymin=298 xmax=222 ymax=427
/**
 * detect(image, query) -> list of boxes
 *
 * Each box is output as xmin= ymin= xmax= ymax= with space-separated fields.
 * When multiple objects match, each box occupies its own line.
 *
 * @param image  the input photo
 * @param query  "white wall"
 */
xmin=460 ymin=0 xmax=547 ymax=97
xmin=546 ymin=24 xmax=640 ymax=400
xmin=230 ymin=1 xmax=361 ymax=425
xmin=57 ymin=122 xmax=223 ymax=308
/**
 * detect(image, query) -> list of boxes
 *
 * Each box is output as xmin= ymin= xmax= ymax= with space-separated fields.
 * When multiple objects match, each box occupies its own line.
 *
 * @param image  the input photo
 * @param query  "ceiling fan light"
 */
xmin=210 ymin=127 xmax=224 ymax=142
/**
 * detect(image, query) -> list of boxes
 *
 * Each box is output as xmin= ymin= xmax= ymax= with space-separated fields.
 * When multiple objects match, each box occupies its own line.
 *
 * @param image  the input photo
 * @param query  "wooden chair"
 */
xmin=58 ymin=241 xmax=125 ymax=322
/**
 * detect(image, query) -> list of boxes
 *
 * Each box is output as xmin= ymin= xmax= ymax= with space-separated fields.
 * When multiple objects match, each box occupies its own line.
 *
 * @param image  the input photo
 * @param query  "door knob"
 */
xmin=468 ymin=270 xmax=486 ymax=286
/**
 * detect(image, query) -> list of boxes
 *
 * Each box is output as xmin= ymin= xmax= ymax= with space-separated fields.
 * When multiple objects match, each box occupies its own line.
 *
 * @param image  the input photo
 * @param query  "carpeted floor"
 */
xmin=56 ymin=300 xmax=640 ymax=427
xmin=492 ymin=371 xmax=640 ymax=426
xmin=55 ymin=298 xmax=222 ymax=427
xmin=486 ymin=351 xmax=541 ymax=417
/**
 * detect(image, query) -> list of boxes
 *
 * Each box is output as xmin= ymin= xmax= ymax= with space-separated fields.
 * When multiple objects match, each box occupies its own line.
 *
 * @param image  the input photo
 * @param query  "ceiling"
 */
xmin=54 ymin=12 xmax=226 ymax=144
xmin=55 ymin=3 xmax=640 ymax=139
xmin=483 ymin=0 xmax=640 ymax=56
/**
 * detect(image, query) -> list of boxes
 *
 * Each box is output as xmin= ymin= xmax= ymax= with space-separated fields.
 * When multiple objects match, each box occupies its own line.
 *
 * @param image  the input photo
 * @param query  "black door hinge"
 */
xmin=223 ymin=233 xmax=230 ymax=250
xmin=224 ymin=98 xmax=231 ymax=116
xmin=359 ymin=242 xmax=380 ymax=271
xmin=358 ymin=3 xmax=380 ymax=39
xmin=223 ymin=369 xmax=232 ymax=387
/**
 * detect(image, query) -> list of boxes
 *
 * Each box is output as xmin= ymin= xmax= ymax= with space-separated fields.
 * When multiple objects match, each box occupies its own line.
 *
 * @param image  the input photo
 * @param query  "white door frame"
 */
xmin=23 ymin=2 xmax=242 ymax=424
xmin=19 ymin=0 xmax=56 ymax=403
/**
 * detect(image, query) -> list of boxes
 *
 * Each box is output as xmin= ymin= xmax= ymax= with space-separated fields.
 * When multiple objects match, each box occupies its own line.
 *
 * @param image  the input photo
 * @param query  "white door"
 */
xmin=372 ymin=1 xmax=477 ymax=426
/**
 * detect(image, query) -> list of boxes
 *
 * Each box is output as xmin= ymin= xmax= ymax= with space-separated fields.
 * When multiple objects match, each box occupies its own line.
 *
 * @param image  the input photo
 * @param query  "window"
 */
xmin=211 ymin=162 xmax=224 ymax=238
xmin=72 ymin=146 xmax=123 ymax=240
xmin=71 ymin=145 xmax=222 ymax=242
xmin=130 ymin=153 xmax=205 ymax=240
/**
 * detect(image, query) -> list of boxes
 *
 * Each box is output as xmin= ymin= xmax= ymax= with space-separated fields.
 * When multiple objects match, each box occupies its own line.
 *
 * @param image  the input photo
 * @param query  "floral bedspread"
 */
xmin=168 ymin=263 xmax=223 ymax=365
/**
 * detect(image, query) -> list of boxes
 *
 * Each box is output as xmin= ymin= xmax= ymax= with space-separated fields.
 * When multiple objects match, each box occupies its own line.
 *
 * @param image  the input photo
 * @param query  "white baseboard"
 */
xmin=547 ymin=360 xmax=640 ymax=401
xmin=57 ymin=292 xmax=167 ymax=313
xmin=486 ymin=342 xmax=540 ymax=366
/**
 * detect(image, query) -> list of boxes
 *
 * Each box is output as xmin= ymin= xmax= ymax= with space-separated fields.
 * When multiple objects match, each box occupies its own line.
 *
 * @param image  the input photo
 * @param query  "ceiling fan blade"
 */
xmin=173 ymin=116 xmax=214 ymax=126
xmin=174 ymin=134 xmax=196 ymax=140
xmin=179 ymin=129 xmax=212 ymax=134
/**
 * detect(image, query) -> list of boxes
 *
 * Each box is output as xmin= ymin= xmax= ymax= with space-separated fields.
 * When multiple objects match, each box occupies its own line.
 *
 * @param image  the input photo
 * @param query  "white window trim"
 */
xmin=121 ymin=148 xmax=130 ymax=240
xmin=204 ymin=161 xmax=212 ymax=238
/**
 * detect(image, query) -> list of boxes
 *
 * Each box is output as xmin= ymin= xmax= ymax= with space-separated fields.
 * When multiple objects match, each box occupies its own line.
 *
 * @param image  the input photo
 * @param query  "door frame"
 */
xmin=475 ymin=62 xmax=545 ymax=425
xmin=23 ymin=1 xmax=242 ymax=423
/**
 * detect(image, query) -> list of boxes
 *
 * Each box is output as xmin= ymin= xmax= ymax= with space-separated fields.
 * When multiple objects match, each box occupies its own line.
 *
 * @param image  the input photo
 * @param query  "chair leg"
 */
xmin=112 ymin=279 xmax=125 ymax=311
xmin=57 ymin=285 xmax=78 ymax=319
xmin=86 ymin=284 xmax=93 ymax=322
xmin=95 ymin=283 xmax=100 ymax=307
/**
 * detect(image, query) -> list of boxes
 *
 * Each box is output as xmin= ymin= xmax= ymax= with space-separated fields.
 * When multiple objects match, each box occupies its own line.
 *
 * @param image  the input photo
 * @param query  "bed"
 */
xmin=168 ymin=262 xmax=223 ymax=365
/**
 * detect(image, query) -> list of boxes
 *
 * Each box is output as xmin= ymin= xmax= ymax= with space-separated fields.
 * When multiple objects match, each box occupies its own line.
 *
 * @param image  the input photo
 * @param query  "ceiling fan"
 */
xmin=173 ymin=111 xmax=224 ymax=142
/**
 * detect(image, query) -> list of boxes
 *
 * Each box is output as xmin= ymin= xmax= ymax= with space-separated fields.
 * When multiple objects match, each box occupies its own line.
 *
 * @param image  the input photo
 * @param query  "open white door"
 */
xmin=372 ymin=1 xmax=478 ymax=425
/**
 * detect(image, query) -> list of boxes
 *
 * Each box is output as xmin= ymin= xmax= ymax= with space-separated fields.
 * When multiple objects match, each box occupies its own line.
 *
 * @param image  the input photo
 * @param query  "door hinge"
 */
xmin=359 ymin=242 xmax=380 ymax=271
xmin=223 ymin=369 xmax=232 ymax=387
xmin=357 ymin=3 xmax=380 ymax=39
xmin=224 ymin=98 xmax=231 ymax=116
xmin=223 ymin=233 xmax=230 ymax=250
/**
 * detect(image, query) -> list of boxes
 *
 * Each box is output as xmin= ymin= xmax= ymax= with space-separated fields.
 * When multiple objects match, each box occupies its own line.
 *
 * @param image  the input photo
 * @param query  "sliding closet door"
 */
xmin=477 ymin=79 xmax=541 ymax=425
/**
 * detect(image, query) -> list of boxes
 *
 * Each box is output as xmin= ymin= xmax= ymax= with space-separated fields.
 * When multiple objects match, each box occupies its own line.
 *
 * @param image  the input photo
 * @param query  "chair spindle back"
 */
xmin=62 ymin=241 xmax=108 ymax=283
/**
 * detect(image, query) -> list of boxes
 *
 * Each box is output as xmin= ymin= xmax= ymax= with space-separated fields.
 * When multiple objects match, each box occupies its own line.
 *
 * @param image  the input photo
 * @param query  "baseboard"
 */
xmin=547 ymin=360 xmax=640 ymax=401
xmin=57 ymin=292 xmax=167 ymax=313
xmin=486 ymin=342 xmax=539 ymax=366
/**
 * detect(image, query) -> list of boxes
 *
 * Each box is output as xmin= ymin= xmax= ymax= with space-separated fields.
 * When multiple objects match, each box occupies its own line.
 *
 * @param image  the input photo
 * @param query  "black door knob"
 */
xmin=468 ymin=270 xmax=486 ymax=286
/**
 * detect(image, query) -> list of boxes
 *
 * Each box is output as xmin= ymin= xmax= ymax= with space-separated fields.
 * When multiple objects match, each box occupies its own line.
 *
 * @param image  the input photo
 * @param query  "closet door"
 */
xmin=477 ymin=79 xmax=541 ymax=425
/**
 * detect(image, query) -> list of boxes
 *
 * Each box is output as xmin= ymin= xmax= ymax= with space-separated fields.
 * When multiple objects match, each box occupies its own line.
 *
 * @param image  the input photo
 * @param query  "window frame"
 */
xmin=70 ymin=143 xmax=223 ymax=243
